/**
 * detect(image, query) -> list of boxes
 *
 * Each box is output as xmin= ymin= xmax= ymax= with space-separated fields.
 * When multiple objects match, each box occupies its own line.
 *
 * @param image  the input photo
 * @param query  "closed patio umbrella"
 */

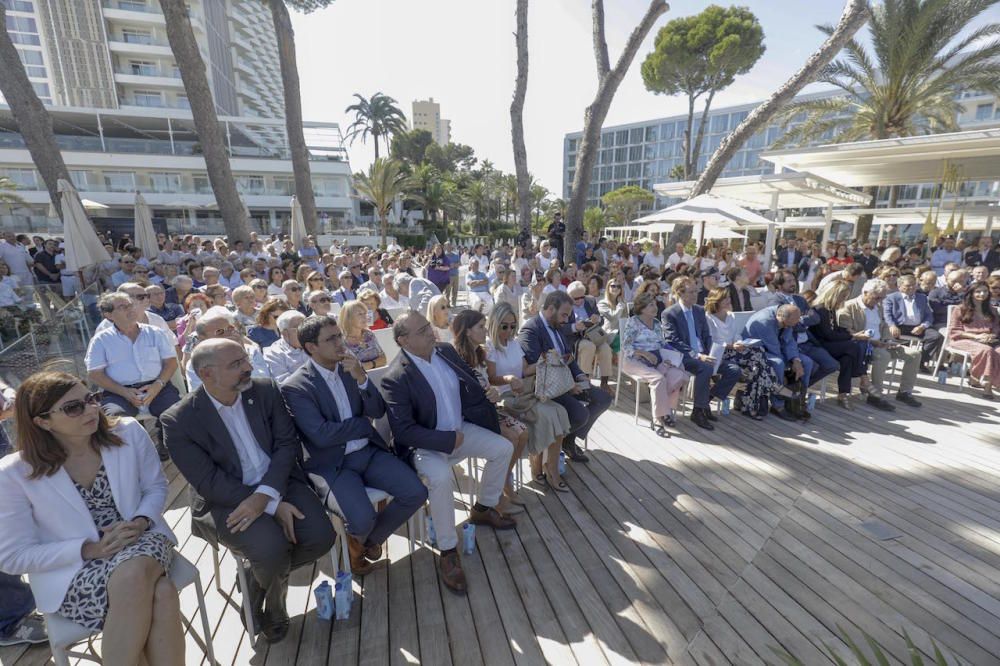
xmin=134 ymin=192 xmax=159 ymax=261
xmin=290 ymin=195 xmax=307 ymax=250
xmin=59 ymin=179 xmax=110 ymax=272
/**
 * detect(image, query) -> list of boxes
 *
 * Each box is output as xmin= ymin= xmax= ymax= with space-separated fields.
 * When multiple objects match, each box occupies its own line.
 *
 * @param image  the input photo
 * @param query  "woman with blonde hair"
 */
xmin=426 ymin=294 xmax=453 ymax=343
xmin=338 ymin=299 xmax=386 ymax=369
xmin=0 ymin=371 xmax=182 ymax=665
xmin=452 ymin=308 xmax=529 ymax=511
xmin=598 ymin=276 xmax=628 ymax=354
xmin=809 ymin=279 xmax=869 ymax=408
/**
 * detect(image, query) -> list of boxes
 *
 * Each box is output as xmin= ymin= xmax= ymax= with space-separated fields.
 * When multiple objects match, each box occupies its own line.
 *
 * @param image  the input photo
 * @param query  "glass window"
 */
xmin=30 ymin=82 xmax=49 ymax=98
xmin=128 ymin=60 xmax=158 ymax=76
xmin=627 ymin=163 xmax=642 ymax=178
xmin=149 ymin=172 xmax=181 ymax=193
xmin=2 ymin=168 xmax=36 ymax=188
xmin=613 ymin=164 xmax=626 ymax=179
xmin=615 ymin=130 xmax=629 ymax=146
xmin=976 ymin=103 xmax=993 ymax=120
xmin=2 ymin=1 xmax=36 ymax=11
xmin=133 ymin=90 xmax=162 ymax=107
xmin=600 ymin=166 xmax=612 ymax=181
xmin=5 ymin=15 xmax=40 ymax=45
xmin=69 ymin=170 xmax=91 ymax=190
xmin=644 ymin=126 xmax=658 ymax=142
xmin=629 ymin=128 xmax=644 ymax=144
xmin=175 ymin=94 xmax=190 ymax=109
xmin=614 ymin=147 xmax=627 ymax=163
xmin=710 ymin=114 xmax=729 ymax=134
xmin=567 ymin=138 xmax=577 ymax=153
xmin=660 ymin=123 xmax=674 ymax=139
xmin=121 ymin=28 xmax=153 ymax=44
xmin=17 ymin=48 xmax=45 ymax=77
xmin=238 ymin=175 xmax=265 ymax=194
xmin=629 ymin=146 xmax=642 ymax=161
xmin=104 ymin=171 xmax=135 ymax=192
xmin=312 ymin=177 xmax=344 ymax=196
xmin=193 ymin=174 xmax=211 ymax=194
xmin=272 ymin=177 xmax=294 ymax=196
xmin=600 ymin=134 xmax=613 ymax=148
xmin=119 ymin=0 xmax=149 ymax=9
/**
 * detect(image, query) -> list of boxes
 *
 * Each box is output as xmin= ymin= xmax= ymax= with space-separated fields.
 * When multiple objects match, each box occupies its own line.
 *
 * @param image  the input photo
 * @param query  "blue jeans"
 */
xmin=0 ymin=431 xmax=36 ymax=636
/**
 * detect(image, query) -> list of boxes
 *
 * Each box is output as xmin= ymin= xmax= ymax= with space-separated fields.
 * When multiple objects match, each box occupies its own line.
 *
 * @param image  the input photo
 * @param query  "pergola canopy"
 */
xmin=653 ymin=172 xmax=869 ymax=209
xmin=761 ymin=129 xmax=1000 ymax=187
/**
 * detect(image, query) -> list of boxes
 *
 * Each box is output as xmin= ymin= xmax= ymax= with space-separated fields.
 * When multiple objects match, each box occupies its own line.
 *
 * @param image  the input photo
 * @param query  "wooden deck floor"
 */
xmin=4 ymin=371 xmax=1000 ymax=666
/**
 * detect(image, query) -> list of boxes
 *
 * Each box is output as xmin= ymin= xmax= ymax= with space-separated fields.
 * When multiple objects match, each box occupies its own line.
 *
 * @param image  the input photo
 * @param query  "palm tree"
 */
xmin=354 ymin=158 xmax=413 ymax=249
xmin=464 ymin=180 xmax=489 ymax=234
xmin=344 ymin=92 xmax=408 ymax=160
xmin=773 ymin=0 xmax=1000 ymax=240
xmin=159 ymin=0 xmax=249 ymax=243
xmin=0 ymin=176 xmax=25 ymax=215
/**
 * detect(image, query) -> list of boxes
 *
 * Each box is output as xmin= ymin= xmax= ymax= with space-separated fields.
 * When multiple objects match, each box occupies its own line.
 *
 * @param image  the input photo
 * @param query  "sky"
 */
xmin=289 ymin=0 xmax=1000 ymax=195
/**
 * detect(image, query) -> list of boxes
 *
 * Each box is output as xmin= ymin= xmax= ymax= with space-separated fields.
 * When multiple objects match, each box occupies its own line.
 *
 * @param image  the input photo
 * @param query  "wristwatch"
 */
xmin=153 ymin=379 xmax=166 ymax=388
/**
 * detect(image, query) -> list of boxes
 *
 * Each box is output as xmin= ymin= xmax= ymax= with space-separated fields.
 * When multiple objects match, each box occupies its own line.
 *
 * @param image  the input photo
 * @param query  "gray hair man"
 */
xmin=263 ymin=310 xmax=308 ymax=384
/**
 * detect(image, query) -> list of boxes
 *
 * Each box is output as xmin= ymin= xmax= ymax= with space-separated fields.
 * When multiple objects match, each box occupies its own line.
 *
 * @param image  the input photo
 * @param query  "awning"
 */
xmin=653 ymin=172 xmax=869 ymax=209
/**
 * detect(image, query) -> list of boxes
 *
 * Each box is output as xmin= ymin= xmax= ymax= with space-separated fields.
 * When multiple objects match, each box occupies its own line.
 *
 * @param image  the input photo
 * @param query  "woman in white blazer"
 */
xmin=0 ymin=371 xmax=183 ymax=666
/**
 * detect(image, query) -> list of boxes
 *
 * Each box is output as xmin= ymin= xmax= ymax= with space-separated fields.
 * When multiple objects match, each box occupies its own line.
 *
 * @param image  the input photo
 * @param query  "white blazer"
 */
xmin=0 ymin=418 xmax=177 ymax=613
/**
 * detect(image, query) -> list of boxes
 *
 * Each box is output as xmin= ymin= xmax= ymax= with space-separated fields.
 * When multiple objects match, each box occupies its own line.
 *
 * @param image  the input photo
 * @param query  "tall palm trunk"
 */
xmin=159 ymin=0 xmax=249 ymax=243
xmin=510 ymin=0 xmax=533 ymax=245
xmin=0 ymin=6 xmax=69 ymax=217
xmin=269 ymin=0 xmax=318 ymax=236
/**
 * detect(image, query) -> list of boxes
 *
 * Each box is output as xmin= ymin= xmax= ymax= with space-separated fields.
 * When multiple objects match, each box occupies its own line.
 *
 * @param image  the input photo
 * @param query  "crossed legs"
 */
xmin=103 ymin=556 xmax=183 ymax=666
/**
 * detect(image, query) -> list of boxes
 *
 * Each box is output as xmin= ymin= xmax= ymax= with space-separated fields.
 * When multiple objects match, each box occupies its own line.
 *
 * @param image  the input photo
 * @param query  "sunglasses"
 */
xmin=40 ymin=391 xmax=101 ymax=418
xmin=500 ymin=323 xmax=517 ymax=331
xmin=252 ymin=285 xmax=266 ymax=289
xmin=287 ymin=286 xmax=302 ymax=292
xmin=130 ymin=293 xmax=150 ymax=301
xmin=609 ymin=285 xmax=621 ymax=289
xmin=573 ymin=296 xmax=585 ymax=301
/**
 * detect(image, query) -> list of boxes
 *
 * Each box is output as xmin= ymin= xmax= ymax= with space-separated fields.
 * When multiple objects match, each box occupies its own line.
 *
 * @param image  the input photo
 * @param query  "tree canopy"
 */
xmin=601 ymin=185 xmax=654 ymax=225
xmin=344 ymin=92 xmax=408 ymax=160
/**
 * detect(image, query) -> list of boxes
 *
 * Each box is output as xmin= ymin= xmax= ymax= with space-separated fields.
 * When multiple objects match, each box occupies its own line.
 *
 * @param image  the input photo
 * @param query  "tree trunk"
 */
xmin=691 ymin=0 xmax=869 ymax=196
xmin=380 ymin=209 xmax=388 ymax=249
xmin=854 ymin=184 xmax=877 ymax=242
xmin=159 ymin=0 xmax=248 ymax=244
xmin=269 ymin=0 xmax=318 ymax=237
xmin=689 ymin=90 xmax=715 ymax=179
xmin=0 ymin=6 xmax=70 ymax=217
xmin=374 ymin=134 xmax=380 ymax=161
xmin=682 ymin=95 xmax=695 ymax=179
xmin=511 ymin=0 xmax=533 ymax=245
xmin=565 ymin=0 xmax=669 ymax=256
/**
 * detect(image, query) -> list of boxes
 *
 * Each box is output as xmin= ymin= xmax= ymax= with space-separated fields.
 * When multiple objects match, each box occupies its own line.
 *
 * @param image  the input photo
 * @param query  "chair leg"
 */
xmin=234 ymin=557 xmax=258 ymax=648
xmin=193 ymin=575 xmax=217 ymax=665
xmin=614 ymin=358 xmax=622 ymax=407
xmin=212 ymin=547 xmax=223 ymax=594
xmin=634 ymin=380 xmax=641 ymax=425
xmin=465 ymin=459 xmax=477 ymax=508
xmin=50 ymin=645 xmax=71 ymax=666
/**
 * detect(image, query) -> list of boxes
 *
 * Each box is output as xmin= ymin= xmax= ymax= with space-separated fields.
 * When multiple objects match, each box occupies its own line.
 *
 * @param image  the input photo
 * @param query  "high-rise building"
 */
xmin=563 ymin=89 xmax=1000 ymax=213
xmin=412 ymin=97 xmax=451 ymax=146
xmin=1 ymin=0 xmax=356 ymax=235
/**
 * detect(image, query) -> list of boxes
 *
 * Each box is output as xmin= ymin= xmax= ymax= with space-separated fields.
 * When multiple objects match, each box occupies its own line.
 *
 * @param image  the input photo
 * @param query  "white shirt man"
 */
xmin=642 ymin=244 xmax=665 ymax=271
xmin=86 ymin=321 xmax=176 ymax=387
xmin=263 ymin=311 xmax=308 ymax=384
xmin=0 ymin=235 xmax=34 ymax=286
xmin=667 ymin=244 xmax=694 ymax=270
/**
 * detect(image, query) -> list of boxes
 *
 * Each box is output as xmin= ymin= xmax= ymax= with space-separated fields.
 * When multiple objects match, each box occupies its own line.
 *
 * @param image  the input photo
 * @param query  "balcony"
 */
xmin=102 ymin=2 xmax=166 ymax=26
xmin=114 ymin=68 xmax=184 ymax=88
xmin=107 ymin=39 xmax=172 ymax=57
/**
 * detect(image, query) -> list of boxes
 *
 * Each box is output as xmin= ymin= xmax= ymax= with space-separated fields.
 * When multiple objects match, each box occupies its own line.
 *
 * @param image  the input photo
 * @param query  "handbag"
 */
xmin=534 ymin=350 xmax=576 ymax=401
xmin=583 ymin=323 xmax=610 ymax=347
xmin=501 ymin=376 xmax=538 ymax=423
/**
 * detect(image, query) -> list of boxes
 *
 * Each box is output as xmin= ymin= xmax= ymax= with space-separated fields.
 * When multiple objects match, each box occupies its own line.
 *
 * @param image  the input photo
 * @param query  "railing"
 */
xmin=103 ymin=0 xmax=162 ymax=13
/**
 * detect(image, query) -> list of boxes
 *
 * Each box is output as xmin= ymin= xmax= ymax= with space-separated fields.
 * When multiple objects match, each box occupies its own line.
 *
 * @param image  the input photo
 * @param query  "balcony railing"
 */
xmin=116 ymin=67 xmax=180 ymax=79
xmin=102 ymin=1 xmax=161 ymax=14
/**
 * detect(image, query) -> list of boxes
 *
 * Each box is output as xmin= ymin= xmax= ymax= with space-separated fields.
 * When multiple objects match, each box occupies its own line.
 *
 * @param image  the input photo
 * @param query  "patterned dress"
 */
xmin=57 ymin=465 xmax=174 ymax=631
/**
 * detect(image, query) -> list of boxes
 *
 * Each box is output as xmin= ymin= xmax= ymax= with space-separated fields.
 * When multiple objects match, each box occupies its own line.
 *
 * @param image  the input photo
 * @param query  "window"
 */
xmin=660 ymin=123 xmax=674 ymax=140
xmin=312 ymin=177 xmax=344 ymax=196
xmin=644 ymin=126 xmax=657 ymax=142
xmin=175 ymin=94 xmax=190 ymax=109
xmin=615 ymin=130 xmax=629 ymax=146
xmin=69 ymin=170 xmax=91 ymax=190
xmin=627 ymin=163 xmax=642 ymax=178
xmin=238 ymin=175 xmax=265 ymax=194
xmin=2 ymin=1 xmax=35 ymax=11
xmin=613 ymin=164 xmax=627 ymax=179
xmin=614 ymin=147 xmax=627 ymax=163
xmin=567 ymin=138 xmax=577 ymax=153
xmin=193 ymin=174 xmax=211 ymax=194
xmin=2 ymin=168 xmax=36 ymax=188
xmin=629 ymin=146 xmax=642 ymax=161
xmin=600 ymin=134 xmax=613 ymax=148
xmin=149 ymin=172 xmax=181 ymax=193
xmin=104 ymin=171 xmax=135 ymax=192
xmin=132 ymin=90 xmax=162 ymax=107
xmin=5 ymin=15 xmax=40 ymax=45
xmin=128 ymin=60 xmax=158 ymax=76
xmin=121 ymin=28 xmax=152 ymax=44
xmin=600 ymin=166 xmax=612 ymax=181
xmin=710 ymin=114 xmax=729 ymax=134
xmin=119 ymin=0 xmax=149 ymax=9
xmin=976 ymin=103 xmax=993 ymax=120
xmin=629 ymin=128 xmax=644 ymax=144
xmin=272 ymin=176 xmax=294 ymax=196
xmin=30 ymin=82 xmax=49 ymax=99
xmin=17 ymin=49 xmax=45 ymax=77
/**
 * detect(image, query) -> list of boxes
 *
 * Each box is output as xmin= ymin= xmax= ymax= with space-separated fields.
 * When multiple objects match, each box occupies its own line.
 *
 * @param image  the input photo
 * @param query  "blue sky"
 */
xmin=290 ymin=0 xmax=1000 ymax=194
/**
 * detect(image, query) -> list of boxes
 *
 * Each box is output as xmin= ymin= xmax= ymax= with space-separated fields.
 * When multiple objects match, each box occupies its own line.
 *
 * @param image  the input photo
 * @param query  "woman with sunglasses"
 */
xmin=266 ymin=267 xmax=285 ymax=297
xmin=248 ymin=278 xmax=269 ymax=304
xmin=598 ymin=278 xmax=628 ymax=355
xmin=426 ymin=294 xmax=453 ymax=344
xmin=247 ymin=298 xmax=288 ymax=349
xmin=484 ymin=302 xmax=571 ymax=493
xmin=230 ymin=285 xmax=258 ymax=329
xmin=0 ymin=371 xmax=183 ymax=665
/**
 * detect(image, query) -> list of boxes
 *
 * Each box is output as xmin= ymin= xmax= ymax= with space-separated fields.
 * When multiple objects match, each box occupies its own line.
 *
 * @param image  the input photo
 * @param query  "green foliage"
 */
xmin=772 ymin=625 xmax=957 ymax=666
xmin=0 ymin=176 xmax=24 ymax=205
xmin=344 ymin=92 xmax=408 ymax=159
xmin=425 ymin=141 xmax=477 ymax=173
xmin=353 ymin=158 xmax=415 ymax=248
xmin=391 ymin=129 xmax=435 ymax=168
xmin=392 ymin=233 xmax=426 ymax=249
xmin=282 ymin=0 xmax=336 ymax=11
xmin=583 ymin=206 xmax=605 ymax=237
xmin=601 ymin=185 xmax=654 ymax=225
xmin=775 ymin=0 xmax=1000 ymax=148
xmin=641 ymin=5 xmax=765 ymax=98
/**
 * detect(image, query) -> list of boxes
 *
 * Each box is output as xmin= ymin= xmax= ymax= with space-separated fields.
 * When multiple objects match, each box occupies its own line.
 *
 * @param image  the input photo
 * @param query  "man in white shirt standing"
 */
xmin=0 ymin=231 xmax=34 ymax=287
xmin=667 ymin=241 xmax=694 ymax=270
xmin=381 ymin=312 xmax=515 ymax=594
xmin=280 ymin=315 xmax=427 ymax=574
xmin=642 ymin=242 xmax=666 ymax=271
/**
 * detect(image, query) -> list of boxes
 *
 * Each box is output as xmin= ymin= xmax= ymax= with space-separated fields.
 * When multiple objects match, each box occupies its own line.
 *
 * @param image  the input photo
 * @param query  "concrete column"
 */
xmin=822 ymin=203 xmax=834 ymax=247
xmin=762 ymin=190 xmax=780 ymax=273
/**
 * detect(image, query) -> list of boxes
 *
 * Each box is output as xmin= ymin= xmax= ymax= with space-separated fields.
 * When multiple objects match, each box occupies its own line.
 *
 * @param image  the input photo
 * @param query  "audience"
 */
xmin=185 ymin=306 xmax=271 ymax=390
xmin=427 ymin=294 xmax=454 ymax=344
xmin=358 ymin=288 xmax=393 ymax=330
xmin=0 ymin=372 xmax=182 ymax=664
xmin=597 ymin=277 xmax=629 ymax=354
xmin=162 ymin=339 xmax=335 ymax=644
xmin=947 ymin=281 xmax=1000 ymax=400
xmin=280 ymin=315 xmax=427 ymax=573
xmin=381 ymin=312 xmax=516 ymax=594
xmin=808 ymin=280 xmax=868 ymax=409
xmin=883 ymin=274 xmax=941 ymax=370
xmin=248 ymin=299 xmax=289 ymax=349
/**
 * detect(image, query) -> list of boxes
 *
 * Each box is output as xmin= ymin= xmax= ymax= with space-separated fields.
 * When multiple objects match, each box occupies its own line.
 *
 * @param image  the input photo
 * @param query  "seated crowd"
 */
xmin=0 ymin=228 xmax=997 ymax=659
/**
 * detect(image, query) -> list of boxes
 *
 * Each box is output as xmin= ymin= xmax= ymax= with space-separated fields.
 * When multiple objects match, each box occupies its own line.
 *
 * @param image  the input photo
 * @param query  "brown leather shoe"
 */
xmin=439 ymin=551 xmax=467 ymax=594
xmin=364 ymin=542 xmax=383 ymax=562
xmin=469 ymin=506 xmax=517 ymax=530
xmin=348 ymin=536 xmax=375 ymax=575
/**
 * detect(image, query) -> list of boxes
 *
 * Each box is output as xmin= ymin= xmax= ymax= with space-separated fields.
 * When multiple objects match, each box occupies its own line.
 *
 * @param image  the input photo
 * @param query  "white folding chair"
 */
xmin=373 ymin=328 xmax=400 ymax=363
xmin=45 ymin=553 xmax=215 ymax=666
xmin=209 ymin=546 xmax=258 ymax=648
xmin=934 ymin=305 xmax=974 ymax=389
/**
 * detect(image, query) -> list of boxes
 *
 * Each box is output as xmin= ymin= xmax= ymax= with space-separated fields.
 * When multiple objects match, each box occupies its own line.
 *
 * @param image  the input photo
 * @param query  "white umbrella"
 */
xmin=58 ymin=179 xmax=110 ymax=272
xmin=290 ymin=195 xmax=307 ymax=250
xmin=133 ymin=192 xmax=159 ymax=260
xmin=80 ymin=198 xmax=109 ymax=210
xmin=634 ymin=193 xmax=774 ymax=227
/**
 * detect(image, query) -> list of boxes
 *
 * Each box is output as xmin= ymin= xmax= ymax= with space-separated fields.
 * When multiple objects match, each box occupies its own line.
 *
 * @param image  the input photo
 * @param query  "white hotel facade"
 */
xmin=0 ymin=0 xmax=355 ymax=236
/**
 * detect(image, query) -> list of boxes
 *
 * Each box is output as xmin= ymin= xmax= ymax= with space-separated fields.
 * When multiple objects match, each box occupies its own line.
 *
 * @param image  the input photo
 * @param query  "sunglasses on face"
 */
xmin=287 ymin=286 xmax=301 ymax=292
xmin=40 ymin=391 xmax=101 ymax=418
xmin=500 ymin=323 xmax=517 ymax=331
xmin=130 ymin=293 xmax=150 ymax=301
xmin=252 ymin=285 xmax=266 ymax=290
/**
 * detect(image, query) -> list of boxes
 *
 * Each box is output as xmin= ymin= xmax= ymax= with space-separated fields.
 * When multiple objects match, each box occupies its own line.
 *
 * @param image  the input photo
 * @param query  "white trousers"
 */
xmin=412 ymin=421 xmax=513 ymax=550
xmin=468 ymin=291 xmax=495 ymax=315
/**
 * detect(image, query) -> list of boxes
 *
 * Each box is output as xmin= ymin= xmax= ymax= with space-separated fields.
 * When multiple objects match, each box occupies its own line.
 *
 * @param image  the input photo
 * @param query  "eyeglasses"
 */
xmin=128 ymin=293 xmax=150 ymax=301
xmin=39 ymin=391 xmax=101 ymax=418
xmin=287 ymin=286 xmax=302 ymax=292
xmin=499 ymin=323 xmax=517 ymax=331
xmin=572 ymin=296 xmax=585 ymax=301
xmin=252 ymin=285 xmax=266 ymax=290
xmin=210 ymin=325 xmax=238 ymax=337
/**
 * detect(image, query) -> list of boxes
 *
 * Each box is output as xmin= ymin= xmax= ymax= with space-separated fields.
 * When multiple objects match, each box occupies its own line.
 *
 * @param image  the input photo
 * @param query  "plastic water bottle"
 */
xmin=137 ymin=389 xmax=151 ymax=418
xmin=334 ymin=571 xmax=352 ymax=620
xmin=807 ymin=394 xmax=817 ymax=411
xmin=558 ymin=451 xmax=567 ymax=476
xmin=462 ymin=523 xmax=476 ymax=555
xmin=937 ymin=368 xmax=948 ymax=384
xmin=721 ymin=398 xmax=731 ymax=415
xmin=425 ymin=515 xmax=437 ymax=547
xmin=314 ymin=581 xmax=334 ymax=620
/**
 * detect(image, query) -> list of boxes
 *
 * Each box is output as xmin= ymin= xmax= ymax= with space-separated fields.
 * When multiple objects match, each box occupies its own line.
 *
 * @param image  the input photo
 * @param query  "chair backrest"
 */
xmin=366 ymin=366 xmax=394 ymax=446
xmin=386 ymin=306 xmax=408 ymax=321
xmin=730 ymin=310 xmax=753 ymax=335
xmin=373 ymin=327 xmax=400 ymax=362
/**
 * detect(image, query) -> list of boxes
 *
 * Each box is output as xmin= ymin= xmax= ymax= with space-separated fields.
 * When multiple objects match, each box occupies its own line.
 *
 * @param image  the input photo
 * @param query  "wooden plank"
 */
xmin=407 ymin=535 xmax=452 ymax=666
xmin=358 ymin=538 xmax=390 ymax=666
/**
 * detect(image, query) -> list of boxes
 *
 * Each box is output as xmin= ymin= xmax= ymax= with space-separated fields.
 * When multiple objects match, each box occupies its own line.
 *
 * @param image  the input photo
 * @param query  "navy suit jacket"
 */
xmin=743 ymin=305 xmax=800 ymax=366
xmin=380 ymin=343 xmax=500 ymax=462
xmin=776 ymin=248 xmax=804 ymax=269
xmin=965 ymin=248 xmax=1000 ymax=272
xmin=882 ymin=291 xmax=933 ymax=328
xmin=517 ymin=313 xmax=584 ymax=378
xmin=567 ymin=296 xmax=602 ymax=341
xmin=280 ymin=360 xmax=387 ymax=475
xmin=661 ymin=303 xmax=712 ymax=359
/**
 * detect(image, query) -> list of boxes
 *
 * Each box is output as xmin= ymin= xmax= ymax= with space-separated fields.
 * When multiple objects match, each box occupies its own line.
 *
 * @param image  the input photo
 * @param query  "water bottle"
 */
xmin=937 ymin=368 xmax=949 ymax=384
xmin=334 ymin=571 xmax=352 ymax=620
xmin=558 ymin=451 xmax=567 ymax=476
xmin=314 ymin=581 xmax=334 ymax=620
xmin=137 ymin=389 xmax=151 ymax=418
xmin=425 ymin=515 xmax=437 ymax=547
xmin=721 ymin=398 xmax=731 ymax=415
xmin=462 ymin=523 xmax=476 ymax=555
xmin=807 ymin=394 xmax=817 ymax=411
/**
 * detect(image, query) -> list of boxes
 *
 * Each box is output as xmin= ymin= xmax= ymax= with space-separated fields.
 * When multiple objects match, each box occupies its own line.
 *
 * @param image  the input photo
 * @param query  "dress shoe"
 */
xmin=439 ymin=551 xmax=467 ymax=594
xmin=895 ymin=391 xmax=921 ymax=407
xmin=155 ymin=441 xmax=170 ymax=462
xmin=690 ymin=408 xmax=714 ymax=430
xmin=364 ymin=542 xmax=383 ymax=562
xmin=769 ymin=405 xmax=798 ymax=422
xmin=348 ymin=536 xmax=375 ymax=575
xmin=866 ymin=395 xmax=896 ymax=411
xmin=234 ymin=565 xmax=265 ymax=636
xmin=469 ymin=506 xmax=516 ymax=530
xmin=261 ymin=618 xmax=289 ymax=644
xmin=562 ymin=438 xmax=590 ymax=463
xmin=706 ymin=409 xmax=719 ymax=422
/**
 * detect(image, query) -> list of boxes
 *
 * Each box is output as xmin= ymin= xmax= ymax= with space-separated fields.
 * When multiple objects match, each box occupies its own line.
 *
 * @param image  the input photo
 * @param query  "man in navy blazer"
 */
xmin=883 ymin=274 xmax=942 ymax=368
xmin=743 ymin=304 xmax=812 ymax=421
xmin=517 ymin=290 xmax=612 ymax=460
xmin=776 ymin=241 xmax=804 ymax=271
xmin=280 ymin=315 xmax=426 ymax=574
xmin=381 ymin=312 xmax=514 ymax=594
xmin=662 ymin=277 xmax=741 ymax=429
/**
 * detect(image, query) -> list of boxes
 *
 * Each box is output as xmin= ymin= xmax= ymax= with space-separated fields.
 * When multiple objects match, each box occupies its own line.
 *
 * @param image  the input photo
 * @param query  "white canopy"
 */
xmin=290 ymin=195 xmax=307 ymax=250
xmin=59 ymin=179 xmax=110 ymax=271
xmin=634 ymin=194 xmax=776 ymax=227
xmin=133 ymin=192 xmax=158 ymax=260
xmin=654 ymin=172 xmax=869 ymax=209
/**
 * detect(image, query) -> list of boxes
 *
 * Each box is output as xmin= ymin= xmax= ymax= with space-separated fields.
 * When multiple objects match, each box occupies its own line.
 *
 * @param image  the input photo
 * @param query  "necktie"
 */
xmin=684 ymin=309 xmax=701 ymax=354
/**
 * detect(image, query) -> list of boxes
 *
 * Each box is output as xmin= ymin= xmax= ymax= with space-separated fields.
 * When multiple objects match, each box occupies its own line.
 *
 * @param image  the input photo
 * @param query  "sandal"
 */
xmin=651 ymin=420 xmax=671 ymax=438
xmin=543 ymin=472 xmax=570 ymax=492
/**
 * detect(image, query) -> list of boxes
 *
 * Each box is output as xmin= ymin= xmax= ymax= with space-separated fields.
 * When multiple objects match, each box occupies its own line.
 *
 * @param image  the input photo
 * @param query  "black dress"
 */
xmin=810 ymin=307 xmax=867 ymax=394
